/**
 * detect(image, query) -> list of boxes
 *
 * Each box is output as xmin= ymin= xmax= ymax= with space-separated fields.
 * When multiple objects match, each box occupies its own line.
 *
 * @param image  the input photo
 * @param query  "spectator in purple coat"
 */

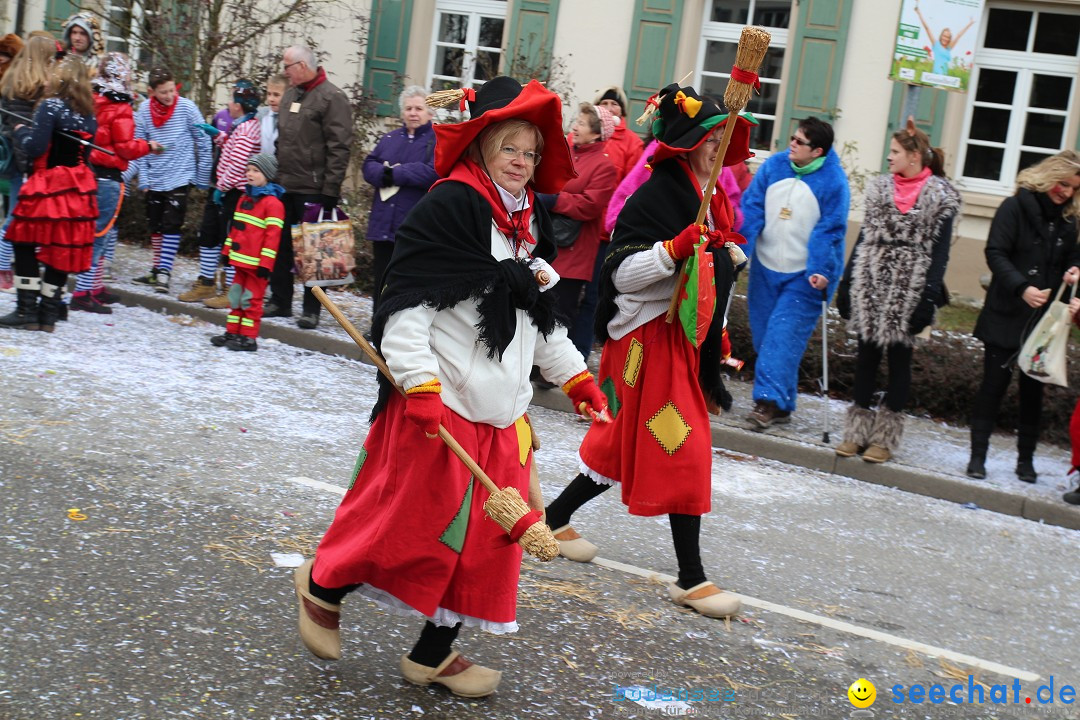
xmin=362 ymin=85 xmax=437 ymax=312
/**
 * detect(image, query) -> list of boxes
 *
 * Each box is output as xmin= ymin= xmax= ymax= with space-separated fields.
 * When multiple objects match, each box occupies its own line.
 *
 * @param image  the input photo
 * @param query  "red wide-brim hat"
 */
xmin=433 ymin=78 xmax=576 ymax=194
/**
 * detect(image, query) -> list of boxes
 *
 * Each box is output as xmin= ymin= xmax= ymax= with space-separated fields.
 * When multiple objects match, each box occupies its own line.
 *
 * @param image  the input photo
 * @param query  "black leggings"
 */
xmin=970 ymin=343 xmax=1044 ymax=452
xmin=12 ymin=244 xmax=65 ymax=287
xmin=546 ymin=474 xmax=707 ymax=589
xmin=852 ymin=338 xmax=913 ymax=412
xmin=371 ymin=240 xmax=395 ymax=314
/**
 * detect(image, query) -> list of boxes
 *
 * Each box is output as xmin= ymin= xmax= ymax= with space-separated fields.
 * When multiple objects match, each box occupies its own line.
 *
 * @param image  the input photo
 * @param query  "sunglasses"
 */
xmin=790 ymin=135 xmax=813 ymax=147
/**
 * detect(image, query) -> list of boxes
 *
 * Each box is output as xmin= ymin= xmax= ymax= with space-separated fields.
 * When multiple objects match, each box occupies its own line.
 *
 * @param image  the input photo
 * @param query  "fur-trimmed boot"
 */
xmin=836 ymin=406 xmax=875 ymax=457
xmin=38 ymin=281 xmax=64 ymax=333
xmin=863 ymin=408 xmax=904 ymax=464
xmin=0 ymin=276 xmax=41 ymax=330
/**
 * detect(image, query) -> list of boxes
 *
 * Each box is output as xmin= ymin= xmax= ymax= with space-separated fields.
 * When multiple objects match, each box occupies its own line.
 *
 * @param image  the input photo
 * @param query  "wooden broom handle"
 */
xmin=664 ymin=112 xmax=742 ymax=322
xmin=312 ymin=287 xmax=501 ymax=496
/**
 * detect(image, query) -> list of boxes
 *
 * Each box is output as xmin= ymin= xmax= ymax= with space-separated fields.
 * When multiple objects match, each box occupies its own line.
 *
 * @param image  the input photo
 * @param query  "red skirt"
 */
xmin=579 ymin=314 xmax=713 ymax=516
xmin=8 ymin=164 xmax=98 ymax=273
xmin=312 ymin=392 xmax=534 ymax=631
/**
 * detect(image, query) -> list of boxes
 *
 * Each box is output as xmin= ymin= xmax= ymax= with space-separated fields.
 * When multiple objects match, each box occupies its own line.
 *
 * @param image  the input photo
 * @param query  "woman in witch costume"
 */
xmin=544 ymin=84 xmax=754 ymax=619
xmin=0 ymin=56 xmax=97 ymax=332
xmin=291 ymin=76 xmax=610 ymax=698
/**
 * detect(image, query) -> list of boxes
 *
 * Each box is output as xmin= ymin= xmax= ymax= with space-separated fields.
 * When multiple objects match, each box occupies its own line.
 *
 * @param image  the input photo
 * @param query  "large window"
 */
xmin=697 ymin=0 xmax=791 ymax=152
xmin=428 ymin=0 xmax=507 ymax=93
xmin=957 ymin=4 xmax=1080 ymax=194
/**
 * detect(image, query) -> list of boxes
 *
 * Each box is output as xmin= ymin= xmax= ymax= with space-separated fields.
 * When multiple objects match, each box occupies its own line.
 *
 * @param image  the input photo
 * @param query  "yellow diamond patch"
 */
xmin=623 ymin=338 xmax=644 ymax=387
xmin=645 ymin=401 xmax=691 ymax=456
xmin=515 ymin=415 xmax=532 ymax=467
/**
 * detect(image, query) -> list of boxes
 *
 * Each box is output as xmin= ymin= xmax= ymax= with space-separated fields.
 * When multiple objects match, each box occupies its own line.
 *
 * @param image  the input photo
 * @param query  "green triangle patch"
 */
xmin=347 ymin=447 xmax=368 ymax=491
xmin=600 ymin=376 xmax=620 ymax=419
xmin=439 ymin=480 xmax=474 ymax=553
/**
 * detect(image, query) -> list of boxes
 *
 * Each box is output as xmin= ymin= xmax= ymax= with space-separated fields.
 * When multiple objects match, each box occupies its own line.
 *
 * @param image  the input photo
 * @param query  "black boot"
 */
xmin=226 ymin=335 xmax=258 ymax=351
xmin=0 ymin=281 xmax=40 ymax=330
xmin=1016 ymin=426 xmax=1039 ymax=484
xmin=1064 ymin=482 xmax=1080 ymax=505
xmin=38 ymin=281 xmax=63 ymax=333
xmin=966 ymin=419 xmax=992 ymax=479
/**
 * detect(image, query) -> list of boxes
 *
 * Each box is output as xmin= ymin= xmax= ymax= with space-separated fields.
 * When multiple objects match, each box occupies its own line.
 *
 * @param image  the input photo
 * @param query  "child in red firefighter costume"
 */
xmin=209 ymin=153 xmax=283 ymax=351
xmin=544 ymin=83 xmax=755 ymax=619
xmin=291 ymin=76 xmax=610 ymax=698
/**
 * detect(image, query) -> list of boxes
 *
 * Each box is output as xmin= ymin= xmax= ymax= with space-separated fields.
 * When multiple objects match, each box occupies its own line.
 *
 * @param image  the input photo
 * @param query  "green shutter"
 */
xmin=778 ymin=0 xmax=854 ymax=144
xmin=882 ymin=84 xmax=948 ymax=169
xmin=505 ymin=0 xmax=561 ymax=80
xmin=366 ymin=0 xmax=414 ymax=116
xmin=623 ymin=0 xmax=685 ymax=130
xmin=44 ymin=0 xmax=78 ymax=35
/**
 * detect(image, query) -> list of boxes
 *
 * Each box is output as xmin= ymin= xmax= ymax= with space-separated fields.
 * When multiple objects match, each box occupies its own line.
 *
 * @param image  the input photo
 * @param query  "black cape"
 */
xmin=596 ymin=158 xmax=735 ymax=411
xmin=370 ymin=180 xmax=560 ymax=419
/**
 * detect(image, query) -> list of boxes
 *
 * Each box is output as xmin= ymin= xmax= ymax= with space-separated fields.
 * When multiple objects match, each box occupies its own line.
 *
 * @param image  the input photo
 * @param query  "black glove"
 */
xmin=382 ymin=166 xmax=394 ymax=188
xmin=218 ymin=253 xmax=229 ymax=267
xmin=256 ymin=266 xmax=270 ymax=279
xmin=319 ymin=194 xmax=338 ymax=211
xmin=535 ymin=192 xmax=558 ymax=211
xmin=835 ymin=282 xmax=851 ymax=320
xmin=229 ymin=240 xmax=241 ymax=254
xmin=908 ymin=298 xmax=935 ymax=335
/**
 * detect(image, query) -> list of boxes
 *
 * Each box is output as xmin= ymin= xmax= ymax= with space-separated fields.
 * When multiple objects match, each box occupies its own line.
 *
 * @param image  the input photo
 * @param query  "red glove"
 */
xmin=562 ymin=371 xmax=612 ymax=423
xmin=663 ymin=223 xmax=707 ymax=261
xmin=404 ymin=379 xmax=444 ymax=438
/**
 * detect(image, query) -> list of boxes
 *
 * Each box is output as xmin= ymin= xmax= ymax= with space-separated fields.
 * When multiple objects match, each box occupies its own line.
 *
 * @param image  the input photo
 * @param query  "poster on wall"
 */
xmin=890 ymin=0 xmax=985 ymax=92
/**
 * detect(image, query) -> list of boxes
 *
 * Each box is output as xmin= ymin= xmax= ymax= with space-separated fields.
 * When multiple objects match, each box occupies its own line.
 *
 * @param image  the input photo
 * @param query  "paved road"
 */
xmin=1 ymin=306 xmax=1078 ymax=719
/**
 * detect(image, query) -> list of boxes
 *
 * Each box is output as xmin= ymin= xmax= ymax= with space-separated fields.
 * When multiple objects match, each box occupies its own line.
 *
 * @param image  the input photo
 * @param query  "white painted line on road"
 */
xmin=287 ymin=476 xmax=345 ymax=497
xmin=591 ymin=556 xmax=1040 ymax=683
xmin=288 ymin=476 xmax=1040 ymax=683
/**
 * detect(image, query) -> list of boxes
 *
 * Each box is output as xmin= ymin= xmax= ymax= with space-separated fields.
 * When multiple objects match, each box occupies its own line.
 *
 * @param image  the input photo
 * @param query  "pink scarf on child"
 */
xmin=893 ymin=166 xmax=932 ymax=214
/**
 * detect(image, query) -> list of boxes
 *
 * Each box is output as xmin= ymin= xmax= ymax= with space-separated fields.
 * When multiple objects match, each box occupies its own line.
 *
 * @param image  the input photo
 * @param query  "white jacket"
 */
xmin=382 ymin=221 xmax=586 ymax=429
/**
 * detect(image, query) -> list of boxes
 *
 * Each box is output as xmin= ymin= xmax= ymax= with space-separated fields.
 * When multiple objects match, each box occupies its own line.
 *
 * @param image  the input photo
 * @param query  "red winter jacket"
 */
xmin=90 ymin=93 xmax=151 ymax=173
xmin=550 ymin=140 xmax=618 ymax=281
xmin=223 ymin=193 xmax=285 ymax=273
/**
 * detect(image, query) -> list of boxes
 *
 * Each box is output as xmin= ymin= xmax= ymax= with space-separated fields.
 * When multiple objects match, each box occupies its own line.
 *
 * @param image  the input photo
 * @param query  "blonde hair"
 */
xmin=465 ymin=119 xmax=544 ymax=169
xmin=1 ymin=36 xmax=57 ymax=101
xmin=1016 ymin=150 xmax=1080 ymax=220
xmin=46 ymin=56 xmax=95 ymax=117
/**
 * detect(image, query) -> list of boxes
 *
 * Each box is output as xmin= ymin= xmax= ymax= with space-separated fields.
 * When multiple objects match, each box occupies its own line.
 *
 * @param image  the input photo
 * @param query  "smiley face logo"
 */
xmin=848 ymin=678 xmax=876 ymax=708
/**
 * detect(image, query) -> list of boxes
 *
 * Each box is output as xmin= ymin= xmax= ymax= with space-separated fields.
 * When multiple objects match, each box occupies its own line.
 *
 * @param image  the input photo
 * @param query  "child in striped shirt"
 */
xmin=128 ymin=66 xmax=212 ymax=294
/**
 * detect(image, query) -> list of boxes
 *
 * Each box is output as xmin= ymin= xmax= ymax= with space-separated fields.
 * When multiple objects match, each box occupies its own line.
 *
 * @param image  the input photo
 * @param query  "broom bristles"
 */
xmin=724 ymin=26 xmax=772 ymax=113
xmin=484 ymin=487 xmax=558 ymax=561
xmin=426 ymin=88 xmax=466 ymax=109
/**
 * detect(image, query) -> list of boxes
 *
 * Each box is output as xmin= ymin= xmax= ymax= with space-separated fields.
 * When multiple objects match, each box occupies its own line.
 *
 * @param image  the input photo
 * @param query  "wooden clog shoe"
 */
xmin=668 ymin=581 xmax=741 ymax=619
xmin=400 ymin=651 xmax=502 ymax=698
xmin=551 ymin=524 xmax=598 ymax=563
xmin=293 ymin=558 xmax=342 ymax=660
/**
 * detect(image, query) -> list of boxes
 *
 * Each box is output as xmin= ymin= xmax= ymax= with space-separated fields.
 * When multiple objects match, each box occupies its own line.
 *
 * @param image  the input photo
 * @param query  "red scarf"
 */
xmin=676 ymin=157 xmax=740 ymax=244
xmin=149 ymin=96 xmax=177 ymax=128
xmin=893 ymin=166 xmax=932 ymax=214
xmin=299 ymin=67 xmax=327 ymax=93
xmin=434 ymin=159 xmax=537 ymax=254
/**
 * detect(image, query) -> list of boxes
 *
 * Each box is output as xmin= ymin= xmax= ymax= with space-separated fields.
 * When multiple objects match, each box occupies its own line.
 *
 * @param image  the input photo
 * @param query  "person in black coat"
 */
xmin=967 ymin=150 xmax=1080 ymax=482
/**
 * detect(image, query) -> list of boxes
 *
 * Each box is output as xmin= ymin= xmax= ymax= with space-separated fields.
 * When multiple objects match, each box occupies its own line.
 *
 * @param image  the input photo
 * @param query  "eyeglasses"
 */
xmin=790 ymin=135 xmax=813 ymax=147
xmin=499 ymin=146 xmax=541 ymax=166
xmin=283 ymin=60 xmax=303 ymax=71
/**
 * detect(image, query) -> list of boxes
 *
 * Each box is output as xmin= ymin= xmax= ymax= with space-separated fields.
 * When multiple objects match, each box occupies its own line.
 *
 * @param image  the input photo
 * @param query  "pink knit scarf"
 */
xmin=893 ymin=166 xmax=932 ymax=214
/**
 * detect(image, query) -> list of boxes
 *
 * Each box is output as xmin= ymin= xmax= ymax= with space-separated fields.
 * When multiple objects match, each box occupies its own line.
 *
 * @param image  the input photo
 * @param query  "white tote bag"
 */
xmin=1018 ymin=282 xmax=1077 ymax=387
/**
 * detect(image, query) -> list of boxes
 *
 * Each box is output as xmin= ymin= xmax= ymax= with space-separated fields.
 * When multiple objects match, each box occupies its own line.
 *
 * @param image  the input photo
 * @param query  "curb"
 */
xmin=112 ymin=287 xmax=1080 ymax=533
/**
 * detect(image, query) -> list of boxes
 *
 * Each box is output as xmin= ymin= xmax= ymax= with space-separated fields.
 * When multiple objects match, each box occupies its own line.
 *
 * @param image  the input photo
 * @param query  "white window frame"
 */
xmin=427 ymin=0 xmax=507 ymax=94
xmin=100 ymin=0 xmax=149 ymax=63
xmin=956 ymin=1 xmax=1079 ymax=195
xmin=696 ymin=1 xmax=790 ymax=158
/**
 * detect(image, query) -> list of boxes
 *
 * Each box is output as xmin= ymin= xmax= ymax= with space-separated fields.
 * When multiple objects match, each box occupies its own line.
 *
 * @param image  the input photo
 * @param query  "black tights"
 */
xmin=970 ymin=344 xmax=1044 ymax=456
xmin=545 ymin=474 xmax=707 ymax=589
xmin=852 ymin=338 xmax=913 ymax=412
xmin=13 ymin=244 xmax=65 ymax=288
xmin=307 ymin=574 xmax=462 ymax=669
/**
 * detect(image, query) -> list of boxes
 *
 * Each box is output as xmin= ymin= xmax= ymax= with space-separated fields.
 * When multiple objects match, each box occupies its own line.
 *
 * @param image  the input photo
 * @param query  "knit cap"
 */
xmin=247 ymin=153 xmax=277 ymax=181
xmin=594 ymin=104 xmax=616 ymax=142
xmin=233 ymin=79 xmax=260 ymax=113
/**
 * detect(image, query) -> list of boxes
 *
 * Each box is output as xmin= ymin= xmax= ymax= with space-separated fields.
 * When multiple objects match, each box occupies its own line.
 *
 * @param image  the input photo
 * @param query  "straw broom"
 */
xmin=312 ymin=287 xmax=559 ymax=562
xmin=665 ymin=26 xmax=771 ymax=323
